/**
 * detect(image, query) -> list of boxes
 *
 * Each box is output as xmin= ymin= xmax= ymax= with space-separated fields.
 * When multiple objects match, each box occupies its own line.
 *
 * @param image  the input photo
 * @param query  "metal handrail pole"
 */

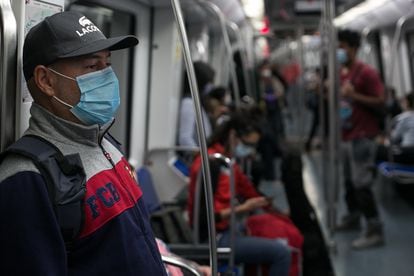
xmin=193 ymin=170 xmax=203 ymax=244
xmin=200 ymin=1 xmax=241 ymax=108
xmin=0 ymin=0 xmax=17 ymax=151
xmin=161 ymin=255 xmax=203 ymax=276
xmin=227 ymin=21 xmax=253 ymax=98
xmin=145 ymin=146 xmax=200 ymax=164
xmin=209 ymin=153 xmax=235 ymax=273
xmin=324 ymin=0 xmax=339 ymax=233
xmin=387 ymin=16 xmax=407 ymax=87
xmin=170 ymin=0 xmax=218 ymax=274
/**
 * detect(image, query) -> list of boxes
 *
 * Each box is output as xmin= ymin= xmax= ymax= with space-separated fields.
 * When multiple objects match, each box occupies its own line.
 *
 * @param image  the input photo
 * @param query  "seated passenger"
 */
xmin=391 ymin=92 xmax=414 ymax=146
xmin=178 ymin=61 xmax=215 ymax=147
xmin=389 ymin=92 xmax=414 ymax=163
xmin=187 ymin=113 xmax=291 ymax=276
xmin=204 ymin=86 xmax=230 ymax=128
xmin=378 ymin=91 xmax=414 ymax=163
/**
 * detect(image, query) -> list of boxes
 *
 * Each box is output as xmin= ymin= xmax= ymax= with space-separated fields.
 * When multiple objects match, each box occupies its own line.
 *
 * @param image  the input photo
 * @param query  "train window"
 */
xmin=68 ymin=4 xmax=135 ymax=157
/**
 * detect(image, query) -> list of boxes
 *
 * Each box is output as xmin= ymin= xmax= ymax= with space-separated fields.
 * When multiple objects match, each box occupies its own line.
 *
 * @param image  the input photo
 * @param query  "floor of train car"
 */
xmin=274 ymin=85 xmax=414 ymax=276
xmin=304 ymin=151 xmax=414 ymax=276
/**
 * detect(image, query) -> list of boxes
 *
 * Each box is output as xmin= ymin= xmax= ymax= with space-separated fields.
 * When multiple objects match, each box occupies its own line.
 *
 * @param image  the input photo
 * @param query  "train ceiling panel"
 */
xmin=262 ymin=0 xmax=370 ymax=31
xmin=135 ymin=0 xmax=246 ymax=24
xmin=209 ymin=0 xmax=245 ymax=24
xmin=335 ymin=0 xmax=414 ymax=31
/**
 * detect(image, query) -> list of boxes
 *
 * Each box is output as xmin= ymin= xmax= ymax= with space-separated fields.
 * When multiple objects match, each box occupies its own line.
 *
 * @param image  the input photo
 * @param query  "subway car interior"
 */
xmin=1 ymin=0 xmax=414 ymax=275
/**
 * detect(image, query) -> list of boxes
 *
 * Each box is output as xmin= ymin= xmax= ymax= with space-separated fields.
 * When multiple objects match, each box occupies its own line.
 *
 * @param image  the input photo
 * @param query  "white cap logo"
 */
xmin=79 ymin=16 xmax=93 ymax=27
xmin=76 ymin=16 xmax=101 ymax=37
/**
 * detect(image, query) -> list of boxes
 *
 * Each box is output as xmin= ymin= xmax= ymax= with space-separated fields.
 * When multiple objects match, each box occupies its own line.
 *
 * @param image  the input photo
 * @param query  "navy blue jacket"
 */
xmin=0 ymin=104 xmax=167 ymax=275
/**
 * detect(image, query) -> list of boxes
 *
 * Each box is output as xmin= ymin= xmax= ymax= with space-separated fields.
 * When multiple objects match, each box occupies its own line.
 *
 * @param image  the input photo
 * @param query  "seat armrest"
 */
xmin=161 ymin=254 xmax=203 ymax=276
xmin=168 ymin=243 xmax=231 ymax=262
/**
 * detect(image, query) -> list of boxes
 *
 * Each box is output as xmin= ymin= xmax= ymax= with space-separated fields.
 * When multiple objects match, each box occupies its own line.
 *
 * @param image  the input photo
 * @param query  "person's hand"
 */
xmin=242 ymin=196 xmax=269 ymax=212
xmin=341 ymin=81 xmax=355 ymax=98
xmin=197 ymin=265 xmax=212 ymax=276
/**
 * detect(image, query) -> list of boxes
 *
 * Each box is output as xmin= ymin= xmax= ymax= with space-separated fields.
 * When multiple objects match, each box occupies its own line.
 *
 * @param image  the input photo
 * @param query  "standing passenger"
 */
xmin=336 ymin=29 xmax=385 ymax=249
xmin=0 ymin=11 xmax=167 ymax=275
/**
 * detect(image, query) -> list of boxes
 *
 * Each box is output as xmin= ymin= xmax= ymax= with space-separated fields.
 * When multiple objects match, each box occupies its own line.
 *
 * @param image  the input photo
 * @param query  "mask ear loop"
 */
xmin=48 ymin=67 xmax=76 ymax=81
xmin=53 ymin=96 xmax=74 ymax=109
xmin=47 ymin=67 xmax=76 ymax=109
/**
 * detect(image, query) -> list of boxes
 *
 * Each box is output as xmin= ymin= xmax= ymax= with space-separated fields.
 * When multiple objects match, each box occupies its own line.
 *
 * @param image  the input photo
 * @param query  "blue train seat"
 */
xmin=378 ymin=162 xmax=414 ymax=184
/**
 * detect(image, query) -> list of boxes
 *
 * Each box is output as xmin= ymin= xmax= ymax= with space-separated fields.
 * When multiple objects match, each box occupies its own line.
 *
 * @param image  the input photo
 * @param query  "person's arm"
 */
xmin=218 ymin=196 xmax=269 ymax=221
xmin=178 ymin=98 xmax=197 ymax=147
xmin=234 ymin=164 xmax=261 ymax=199
xmin=390 ymin=116 xmax=404 ymax=145
xmin=0 ymin=171 xmax=67 ymax=275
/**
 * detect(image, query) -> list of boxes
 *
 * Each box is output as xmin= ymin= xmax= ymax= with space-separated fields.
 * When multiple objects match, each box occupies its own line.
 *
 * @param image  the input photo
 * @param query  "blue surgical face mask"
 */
xmin=234 ymin=142 xmax=255 ymax=158
xmin=49 ymin=66 xmax=120 ymax=126
xmin=337 ymin=48 xmax=348 ymax=64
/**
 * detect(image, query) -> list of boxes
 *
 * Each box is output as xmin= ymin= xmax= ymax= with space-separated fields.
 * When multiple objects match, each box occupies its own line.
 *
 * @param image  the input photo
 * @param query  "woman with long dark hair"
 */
xmin=187 ymin=112 xmax=291 ymax=275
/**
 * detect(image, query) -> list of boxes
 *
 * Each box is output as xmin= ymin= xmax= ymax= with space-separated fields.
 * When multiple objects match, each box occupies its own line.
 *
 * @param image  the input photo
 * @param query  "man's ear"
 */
xmin=33 ymin=65 xmax=56 ymax=97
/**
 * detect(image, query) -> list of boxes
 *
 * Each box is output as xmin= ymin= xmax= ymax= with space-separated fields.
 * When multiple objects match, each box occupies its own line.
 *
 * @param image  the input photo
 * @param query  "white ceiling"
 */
xmin=335 ymin=0 xmax=414 ymax=30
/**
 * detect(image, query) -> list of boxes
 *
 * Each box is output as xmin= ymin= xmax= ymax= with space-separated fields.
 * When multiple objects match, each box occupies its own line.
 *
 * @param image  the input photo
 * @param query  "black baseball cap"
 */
xmin=23 ymin=11 xmax=139 ymax=81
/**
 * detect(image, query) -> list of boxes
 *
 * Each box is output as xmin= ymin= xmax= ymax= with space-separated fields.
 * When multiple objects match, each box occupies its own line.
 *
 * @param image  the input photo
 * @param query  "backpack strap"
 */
xmin=0 ymin=135 xmax=86 ymax=251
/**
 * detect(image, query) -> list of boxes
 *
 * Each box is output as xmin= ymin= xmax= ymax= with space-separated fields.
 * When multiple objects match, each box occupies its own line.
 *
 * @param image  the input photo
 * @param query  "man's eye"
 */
xmin=87 ymin=64 xmax=98 ymax=69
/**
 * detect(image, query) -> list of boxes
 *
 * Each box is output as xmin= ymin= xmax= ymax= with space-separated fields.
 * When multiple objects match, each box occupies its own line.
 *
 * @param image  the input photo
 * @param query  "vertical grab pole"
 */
xmin=318 ymin=16 xmax=329 ymax=205
xmin=386 ymin=17 xmax=406 ymax=162
xmin=170 ymin=0 xmax=218 ymax=275
xmin=228 ymin=158 xmax=236 ymax=273
xmin=324 ymin=0 xmax=340 ymax=234
xmin=0 ymin=0 xmax=17 ymax=151
xmin=201 ymin=1 xmax=241 ymax=108
xmin=388 ymin=17 xmax=407 ymax=90
xmin=209 ymin=153 xmax=235 ymax=274
xmin=228 ymin=21 xmax=254 ymax=99
xmin=296 ymin=25 xmax=305 ymax=138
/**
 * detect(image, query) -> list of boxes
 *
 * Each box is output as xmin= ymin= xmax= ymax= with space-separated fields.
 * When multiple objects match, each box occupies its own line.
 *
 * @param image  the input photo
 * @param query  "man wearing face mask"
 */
xmin=0 ymin=11 xmax=167 ymax=275
xmin=336 ymin=29 xmax=385 ymax=249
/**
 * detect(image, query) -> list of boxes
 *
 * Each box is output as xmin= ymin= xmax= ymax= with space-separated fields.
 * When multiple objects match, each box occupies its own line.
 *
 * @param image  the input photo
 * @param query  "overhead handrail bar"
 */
xmin=170 ymin=0 xmax=218 ymax=275
xmin=0 ymin=0 xmax=17 ymax=151
xmin=387 ymin=16 xmax=407 ymax=88
xmin=227 ymin=21 xmax=254 ymax=98
xmin=199 ymin=1 xmax=241 ymax=108
xmin=144 ymin=146 xmax=200 ymax=164
xmin=386 ymin=0 xmax=414 ymax=91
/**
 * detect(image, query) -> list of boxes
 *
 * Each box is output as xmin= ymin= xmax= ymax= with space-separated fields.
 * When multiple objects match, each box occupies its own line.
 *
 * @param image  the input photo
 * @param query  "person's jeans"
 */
xmin=217 ymin=229 xmax=291 ymax=276
xmin=341 ymin=139 xmax=380 ymax=219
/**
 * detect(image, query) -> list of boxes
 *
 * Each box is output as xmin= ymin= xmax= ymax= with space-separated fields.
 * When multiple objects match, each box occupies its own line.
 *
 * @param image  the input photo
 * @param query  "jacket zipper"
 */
xmin=99 ymin=143 xmax=162 ymax=268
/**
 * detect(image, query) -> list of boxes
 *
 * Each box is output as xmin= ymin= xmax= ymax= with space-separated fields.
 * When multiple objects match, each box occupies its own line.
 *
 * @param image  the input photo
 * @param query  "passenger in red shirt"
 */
xmin=336 ymin=29 xmax=385 ymax=249
xmin=187 ymin=113 xmax=291 ymax=276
